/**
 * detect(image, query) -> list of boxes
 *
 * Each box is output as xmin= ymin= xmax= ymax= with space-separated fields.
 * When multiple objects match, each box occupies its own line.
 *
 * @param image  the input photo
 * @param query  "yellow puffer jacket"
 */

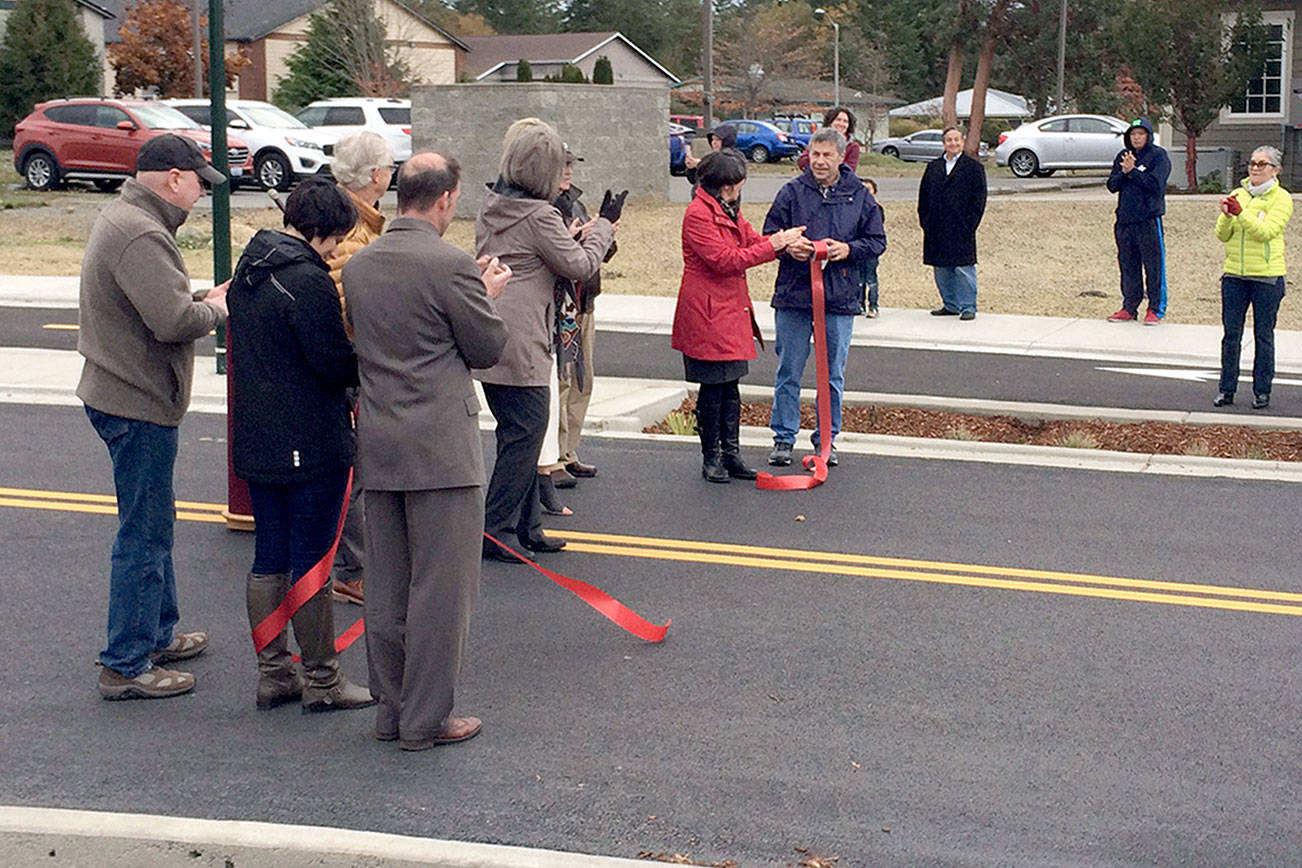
xmin=1215 ymin=179 xmax=1293 ymax=277
xmin=329 ymin=188 xmax=386 ymax=334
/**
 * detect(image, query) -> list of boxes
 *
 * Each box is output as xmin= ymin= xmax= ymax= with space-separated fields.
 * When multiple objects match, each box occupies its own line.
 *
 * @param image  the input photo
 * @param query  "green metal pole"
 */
xmin=209 ymin=0 xmax=230 ymax=374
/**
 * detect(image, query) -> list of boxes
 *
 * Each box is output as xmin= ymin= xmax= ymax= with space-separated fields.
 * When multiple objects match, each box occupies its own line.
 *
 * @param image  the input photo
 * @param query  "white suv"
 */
xmin=294 ymin=98 xmax=412 ymax=167
xmin=166 ymin=98 xmax=339 ymax=191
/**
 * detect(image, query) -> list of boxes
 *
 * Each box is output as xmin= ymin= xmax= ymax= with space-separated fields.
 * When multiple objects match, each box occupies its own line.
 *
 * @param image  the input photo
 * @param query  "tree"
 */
xmin=273 ymin=0 xmax=410 ymax=109
xmin=553 ymin=63 xmax=587 ymax=83
xmin=109 ymin=0 xmax=247 ymax=98
xmin=452 ymin=0 xmax=561 ymax=34
xmin=593 ymin=55 xmax=614 ymax=84
xmin=405 ymin=0 xmax=496 ymax=36
xmin=0 ymin=0 xmax=99 ymax=136
xmin=516 ymin=59 xmax=533 ymax=82
xmin=716 ymin=0 xmax=825 ymax=117
xmin=563 ymin=0 xmax=700 ymax=79
xmin=1120 ymin=2 xmax=1270 ymax=189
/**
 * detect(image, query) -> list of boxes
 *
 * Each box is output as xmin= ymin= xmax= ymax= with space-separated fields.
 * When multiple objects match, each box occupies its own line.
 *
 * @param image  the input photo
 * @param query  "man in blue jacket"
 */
xmin=1106 ymin=117 xmax=1171 ymax=325
xmin=763 ymin=128 xmax=886 ymax=467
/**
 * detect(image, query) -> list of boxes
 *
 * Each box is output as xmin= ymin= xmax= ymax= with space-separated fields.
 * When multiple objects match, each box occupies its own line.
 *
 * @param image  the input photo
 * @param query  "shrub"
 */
xmin=516 ymin=59 xmax=532 ymax=82
xmin=593 ymin=56 xmax=613 ymax=85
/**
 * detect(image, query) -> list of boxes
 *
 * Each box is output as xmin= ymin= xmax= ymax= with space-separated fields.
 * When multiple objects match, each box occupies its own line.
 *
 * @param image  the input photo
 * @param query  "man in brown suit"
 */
xmin=342 ymin=152 xmax=510 ymax=751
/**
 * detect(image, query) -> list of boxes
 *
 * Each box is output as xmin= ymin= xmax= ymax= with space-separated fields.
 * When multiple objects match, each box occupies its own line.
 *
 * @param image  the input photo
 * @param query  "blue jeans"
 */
xmin=861 ymin=257 xmax=879 ymax=309
xmin=770 ymin=308 xmax=856 ymax=446
xmin=933 ymin=265 xmax=978 ymax=314
xmin=248 ymin=468 xmax=351 ymax=581
xmin=1220 ymin=275 xmax=1285 ymax=397
xmin=85 ymin=406 xmax=180 ymax=678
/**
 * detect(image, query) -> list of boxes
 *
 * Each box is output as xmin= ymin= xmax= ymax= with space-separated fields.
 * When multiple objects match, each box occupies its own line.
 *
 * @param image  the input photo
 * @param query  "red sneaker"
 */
xmin=1143 ymin=309 xmax=1160 ymax=325
xmin=1106 ymin=309 xmax=1135 ymax=322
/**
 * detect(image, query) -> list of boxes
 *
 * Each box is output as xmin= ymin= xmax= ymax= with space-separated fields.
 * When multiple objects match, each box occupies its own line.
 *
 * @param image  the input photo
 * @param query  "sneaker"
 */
xmin=99 ymin=664 xmax=195 ymax=700
xmin=959 ymin=310 xmax=976 ymax=321
xmin=1107 ymin=309 xmax=1135 ymax=322
xmin=930 ymin=307 xmax=959 ymax=316
xmin=332 ymin=578 xmax=364 ymax=605
xmin=149 ymin=631 xmax=208 ymax=665
xmin=1143 ymin=309 xmax=1160 ymax=325
xmin=768 ymin=442 xmax=793 ymax=466
xmin=821 ymin=446 xmax=839 ymax=467
xmin=865 ymin=305 xmax=878 ymax=318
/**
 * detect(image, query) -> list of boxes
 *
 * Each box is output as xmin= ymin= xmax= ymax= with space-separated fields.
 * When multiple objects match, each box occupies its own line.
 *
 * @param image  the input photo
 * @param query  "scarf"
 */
xmin=1247 ymin=177 xmax=1277 ymax=197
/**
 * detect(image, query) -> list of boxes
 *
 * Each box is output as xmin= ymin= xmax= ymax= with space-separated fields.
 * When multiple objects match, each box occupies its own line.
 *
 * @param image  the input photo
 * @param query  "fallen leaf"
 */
xmin=795 ymin=514 xmax=806 ymax=522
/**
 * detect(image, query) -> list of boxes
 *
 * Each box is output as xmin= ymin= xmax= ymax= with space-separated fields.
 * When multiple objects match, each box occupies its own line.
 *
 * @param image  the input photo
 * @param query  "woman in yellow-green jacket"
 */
xmin=1213 ymin=145 xmax=1293 ymax=410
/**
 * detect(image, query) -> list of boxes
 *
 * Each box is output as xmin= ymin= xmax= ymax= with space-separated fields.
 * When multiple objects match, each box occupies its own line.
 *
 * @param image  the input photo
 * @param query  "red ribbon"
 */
xmin=757 ymin=239 xmax=832 ymax=491
xmin=251 ymin=468 xmax=353 ymax=654
xmin=484 ymin=533 xmax=670 ymax=643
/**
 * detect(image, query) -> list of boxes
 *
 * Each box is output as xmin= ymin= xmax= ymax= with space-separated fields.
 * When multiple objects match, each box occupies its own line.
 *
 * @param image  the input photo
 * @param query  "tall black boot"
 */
xmin=719 ymin=384 xmax=757 ymax=479
xmin=695 ymin=386 xmax=729 ymax=483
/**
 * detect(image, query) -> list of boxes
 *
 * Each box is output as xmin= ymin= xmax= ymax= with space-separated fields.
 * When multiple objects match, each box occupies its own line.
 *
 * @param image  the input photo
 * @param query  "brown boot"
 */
xmin=292 ymin=583 xmax=376 ymax=714
xmin=245 ymin=573 xmax=304 ymax=710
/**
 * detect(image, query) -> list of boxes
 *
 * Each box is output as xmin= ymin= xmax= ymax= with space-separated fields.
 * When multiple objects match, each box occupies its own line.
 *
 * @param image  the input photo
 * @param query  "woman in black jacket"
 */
xmin=229 ymin=180 xmax=375 ymax=714
xmin=917 ymin=126 xmax=987 ymax=320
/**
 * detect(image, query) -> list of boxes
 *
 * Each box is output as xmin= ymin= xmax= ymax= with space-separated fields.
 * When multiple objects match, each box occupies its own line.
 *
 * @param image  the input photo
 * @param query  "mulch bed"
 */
xmin=644 ymin=398 xmax=1302 ymax=462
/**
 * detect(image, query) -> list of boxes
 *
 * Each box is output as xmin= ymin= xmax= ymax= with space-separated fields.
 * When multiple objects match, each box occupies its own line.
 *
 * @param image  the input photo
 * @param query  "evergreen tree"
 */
xmin=559 ymin=62 xmax=587 ymax=83
xmin=516 ymin=59 xmax=533 ymax=81
xmin=592 ymin=55 xmax=613 ymax=84
xmin=273 ymin=0 xmax=409 ymax=109
xmin=0 ymin=0 xmax=100 ymax=136
xmin=452 ymin=0 xmax=561 ymax=35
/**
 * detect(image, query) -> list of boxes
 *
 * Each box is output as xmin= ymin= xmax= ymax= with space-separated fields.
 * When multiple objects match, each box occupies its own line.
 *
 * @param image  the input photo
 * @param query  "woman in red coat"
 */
xmin=671 ymin=151 xmax=806 ymax=483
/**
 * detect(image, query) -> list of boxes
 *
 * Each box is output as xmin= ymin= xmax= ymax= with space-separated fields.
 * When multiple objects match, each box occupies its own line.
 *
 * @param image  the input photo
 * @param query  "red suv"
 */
xmin=12 ymin=98 xmax=252 ymax=192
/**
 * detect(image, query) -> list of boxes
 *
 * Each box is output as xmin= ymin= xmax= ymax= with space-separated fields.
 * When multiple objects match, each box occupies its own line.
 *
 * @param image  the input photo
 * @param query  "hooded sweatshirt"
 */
xmin=1106 ymin=117 xmax=1170 ymax=224
xmin=228 ymin=229 xmax=358 ymax=484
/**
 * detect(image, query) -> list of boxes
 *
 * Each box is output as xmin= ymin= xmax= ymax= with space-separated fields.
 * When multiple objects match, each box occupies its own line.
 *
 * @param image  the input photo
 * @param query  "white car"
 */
xmin=293 ymin=98 xmax=411 ymax=168
xmin=165 ymin=99 xmax=338 ymax=191
xmin=994 ymin=114 xmax=1130 ymax=178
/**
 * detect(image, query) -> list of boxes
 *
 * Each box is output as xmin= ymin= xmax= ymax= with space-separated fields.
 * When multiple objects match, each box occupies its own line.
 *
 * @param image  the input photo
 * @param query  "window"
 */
xmin=95 ymin=106 xmax=132 ymax=129
xmin=171 ymin=105 xmax=209 ymax=126
xmin=913 ymin=131 xmax=941 ymax=142
xmin=1039 ymin=119 xmax=1068 ymax=133
xmin=296 ymin=107 xmax=327 ymax=126
xmin=1225 ymin=12 xmax=1293 ymax=120
xmin=1069 ymin=118 xmax=1114 ymax=134
xmin=324 ymin=107 xmax=366 ymax=125
xmin=44 ymin=105 xmax=96 ymax=125
xmin=377 ymin=107 xmax=409 ymax=125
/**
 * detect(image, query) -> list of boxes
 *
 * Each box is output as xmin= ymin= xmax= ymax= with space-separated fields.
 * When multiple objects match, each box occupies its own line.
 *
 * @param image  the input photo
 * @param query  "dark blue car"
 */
xmin=770 ymin=117 xmax=818 ymax=151
xmin=724 ymin=119 xmax=800 ymax=163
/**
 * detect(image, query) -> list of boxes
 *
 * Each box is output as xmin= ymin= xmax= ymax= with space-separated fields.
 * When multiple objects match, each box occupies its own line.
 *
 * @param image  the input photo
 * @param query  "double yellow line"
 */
xmin=3 ymin=485 xmax=1301 ymax=617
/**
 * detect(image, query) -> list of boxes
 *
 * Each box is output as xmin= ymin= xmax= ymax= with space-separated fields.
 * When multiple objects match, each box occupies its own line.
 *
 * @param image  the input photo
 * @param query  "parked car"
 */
xmin=294 ymin=98 xmax=411 ymax=167
xmin=670 ymin=128 xmax=688 ymax=175
xmin=872 ymin=129 xmax=945 ymax=162
xmin=12 ymin=97 xmax=252 ymax=192
xmin=770 ymin=116 xmax=818 ymax=150
xmin=166 ymin=98 xmax=338 ymax=191
xmin=994 ymin=114 xmax=1129 ymax=177
xmin=722 ymin=119 xmax=801 ymax=163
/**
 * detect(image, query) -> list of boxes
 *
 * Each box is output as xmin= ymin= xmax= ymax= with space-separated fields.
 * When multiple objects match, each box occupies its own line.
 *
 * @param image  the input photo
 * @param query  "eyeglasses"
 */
xmin=1248 ymin=160 xmax=1278 ymax=169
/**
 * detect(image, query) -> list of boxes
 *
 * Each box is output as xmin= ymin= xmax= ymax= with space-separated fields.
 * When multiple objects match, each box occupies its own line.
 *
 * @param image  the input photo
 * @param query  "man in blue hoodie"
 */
xmin=1106 ymin=117 xmax=1171 ymax=325
xmin=763 ymin=128 xmax=886 ymax=467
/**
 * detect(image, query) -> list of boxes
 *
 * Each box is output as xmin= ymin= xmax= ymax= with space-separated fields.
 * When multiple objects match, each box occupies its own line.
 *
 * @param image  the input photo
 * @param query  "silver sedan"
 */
xmin=871 ymin=129 xmax=945 ymax=162
xmin=994 ymin=114 xmax=1129 ymax=178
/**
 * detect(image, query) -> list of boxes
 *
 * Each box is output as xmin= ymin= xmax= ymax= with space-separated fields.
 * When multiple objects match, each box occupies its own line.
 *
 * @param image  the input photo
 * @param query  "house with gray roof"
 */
xmin=462 ymin=31 xmax=679 ymax=86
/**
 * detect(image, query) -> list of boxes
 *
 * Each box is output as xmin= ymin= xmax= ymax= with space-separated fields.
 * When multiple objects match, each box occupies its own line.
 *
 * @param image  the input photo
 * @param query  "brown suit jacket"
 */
xmin=342 ymin=217 xmax=508 ymax=491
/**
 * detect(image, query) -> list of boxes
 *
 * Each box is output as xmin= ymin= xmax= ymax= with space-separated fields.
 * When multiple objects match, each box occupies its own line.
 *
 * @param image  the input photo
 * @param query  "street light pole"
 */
xmin=702 ymin=0 xmax=713 ymax=134
xmin=1056 ymin=0 xmax=1067 ymax=112
xmin=813 ymin=9 xmax=839 ymax=107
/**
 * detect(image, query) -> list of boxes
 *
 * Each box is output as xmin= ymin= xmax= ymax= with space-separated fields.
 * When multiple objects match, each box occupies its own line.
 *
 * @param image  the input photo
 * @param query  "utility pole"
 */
xmin=208 ymin=0 xmax=230 ymax=374
xmin=702 ymin=0 xmax=713 ymax=134
xmin=192 ymin=0 xmax=203 ymax=98
xmin=814 ymin=9 xmax=839 ymax=107
xmin=1056 ymin=0 xmax=1067 ymax=112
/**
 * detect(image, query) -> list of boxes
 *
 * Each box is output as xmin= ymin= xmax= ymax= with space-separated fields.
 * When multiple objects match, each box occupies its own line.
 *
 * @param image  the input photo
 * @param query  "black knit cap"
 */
xmin=136 ymin=134 xmax=226 ymax=184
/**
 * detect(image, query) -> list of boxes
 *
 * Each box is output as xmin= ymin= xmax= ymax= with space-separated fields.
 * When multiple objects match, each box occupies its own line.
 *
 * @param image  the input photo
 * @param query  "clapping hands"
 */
xmin=599 ymin=189 xmax=629 ymax=223
xmin=477 ymin=255 xmax=513 ymax=299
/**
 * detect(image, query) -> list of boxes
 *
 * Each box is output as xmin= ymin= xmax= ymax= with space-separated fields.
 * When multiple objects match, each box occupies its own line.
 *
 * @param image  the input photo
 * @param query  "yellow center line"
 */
xmin=3 ymin=486 xmax=1298 ymax=616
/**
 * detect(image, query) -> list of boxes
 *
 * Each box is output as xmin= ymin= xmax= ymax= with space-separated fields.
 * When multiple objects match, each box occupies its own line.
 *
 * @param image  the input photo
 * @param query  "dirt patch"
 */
xmin=647 ymin=397 xmax=1302 ymax=462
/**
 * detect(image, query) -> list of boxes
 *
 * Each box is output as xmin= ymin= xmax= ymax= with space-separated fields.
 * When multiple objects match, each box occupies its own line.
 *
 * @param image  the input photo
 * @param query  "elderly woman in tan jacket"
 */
xmin=325 ymin=130 xmax=393 ymax=607
xmin=476 ymin=118 xmax=620 ymax=562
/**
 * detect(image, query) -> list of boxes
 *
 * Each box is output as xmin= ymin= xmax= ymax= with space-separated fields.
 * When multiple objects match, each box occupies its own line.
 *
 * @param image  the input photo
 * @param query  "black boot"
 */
xmin=719 ymin=386 xmax=757 ymax=480
xmin=696 ymin=386 xmax=729 ymax=483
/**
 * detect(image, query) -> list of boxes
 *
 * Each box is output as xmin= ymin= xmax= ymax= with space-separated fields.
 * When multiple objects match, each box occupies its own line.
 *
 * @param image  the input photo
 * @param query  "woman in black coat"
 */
xmin=917 ymin=126 xmax=987 ymax=320
xmin=229 ymin=180 xmax=375 ymax=715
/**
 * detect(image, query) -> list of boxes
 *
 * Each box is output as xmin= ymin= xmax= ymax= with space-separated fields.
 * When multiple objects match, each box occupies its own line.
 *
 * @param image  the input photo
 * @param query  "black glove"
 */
xmin=599 ymin=189 xmax=629 ymax=223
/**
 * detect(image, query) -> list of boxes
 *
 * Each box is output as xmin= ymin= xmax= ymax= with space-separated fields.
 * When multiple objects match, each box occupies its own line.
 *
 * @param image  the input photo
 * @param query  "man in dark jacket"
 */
xmin=79 ymin=135 xmax=229 ymax=700
xmin=763 ymin=128 xmax=886 ymax=467
xmin=1106 ymin=117 xmax=1171 ymax=324
xmin=918 ymin=126 xmax=987 ymax=320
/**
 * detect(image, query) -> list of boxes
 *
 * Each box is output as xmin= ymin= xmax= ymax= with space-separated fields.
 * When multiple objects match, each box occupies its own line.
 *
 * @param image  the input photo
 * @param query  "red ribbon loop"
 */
xmin=757 ymin=238 xmax=833 ymax=491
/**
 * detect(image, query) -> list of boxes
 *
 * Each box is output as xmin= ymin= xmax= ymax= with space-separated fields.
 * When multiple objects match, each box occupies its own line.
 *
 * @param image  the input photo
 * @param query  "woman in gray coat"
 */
xmin=475 ymin=118 xmax=619 ymax=562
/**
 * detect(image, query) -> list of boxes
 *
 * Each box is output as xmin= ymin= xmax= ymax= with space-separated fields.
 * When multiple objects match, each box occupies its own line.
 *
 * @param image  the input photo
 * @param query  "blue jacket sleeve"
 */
xmin=1106 ymin=152 xmax=1126 ymax=193
xmin=848 ymin=194 xmax=886 ymax=261
xmin=763 ymin=186 xmax=793 ymax=236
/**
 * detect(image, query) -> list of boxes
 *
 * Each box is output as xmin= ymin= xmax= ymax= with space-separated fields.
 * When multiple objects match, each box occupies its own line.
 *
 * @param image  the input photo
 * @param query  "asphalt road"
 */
xmin=2 ymin=402 xmax=1301 ymax=866
xmin=7 ymin=311 xmax=1283 ymax=416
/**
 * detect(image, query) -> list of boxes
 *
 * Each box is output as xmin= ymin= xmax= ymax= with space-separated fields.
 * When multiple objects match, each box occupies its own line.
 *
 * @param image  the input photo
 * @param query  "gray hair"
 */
xmin=499 ymin=117 xmax=564 ymax=200
xmin=330 ymin=131 xmax=394 ymax=190
xmin=1251 ymin=146 xmax=1283 ymax=168
xmin=810 ymin=127 xmax=847 ymax=154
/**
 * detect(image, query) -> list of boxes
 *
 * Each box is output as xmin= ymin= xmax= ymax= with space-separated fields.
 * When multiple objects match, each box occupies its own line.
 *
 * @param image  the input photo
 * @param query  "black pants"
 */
xmin=1219 ymin=275 xmax=1285 ymax=397
xmin=481 ymin=383 xmax=548 ymax=552
xmin=1115 ymin=218 xmax=1166 ymax=317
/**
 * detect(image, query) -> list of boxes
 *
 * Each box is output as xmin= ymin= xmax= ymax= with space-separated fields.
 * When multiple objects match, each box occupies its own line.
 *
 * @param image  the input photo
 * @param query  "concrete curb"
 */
xmin=0 ymin=806 xmax=649 ymax=868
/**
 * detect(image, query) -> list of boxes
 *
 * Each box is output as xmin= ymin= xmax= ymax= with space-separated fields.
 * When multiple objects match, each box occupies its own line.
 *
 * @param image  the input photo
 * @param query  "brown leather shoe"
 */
xmin=550 ymin=468 xmax=577 ymax=489
xmin=331 ymin=578 xmax=364 ymax=605
xmin=565 ymin=460 xmax=597 ymax=478
xmin=399 ymin=716 xmax=483 ymax=751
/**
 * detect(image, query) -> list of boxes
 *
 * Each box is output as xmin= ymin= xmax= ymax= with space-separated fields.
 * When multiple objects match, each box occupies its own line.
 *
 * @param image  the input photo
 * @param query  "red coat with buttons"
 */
xmin=671 ymin=187 xmax=777 ymax=361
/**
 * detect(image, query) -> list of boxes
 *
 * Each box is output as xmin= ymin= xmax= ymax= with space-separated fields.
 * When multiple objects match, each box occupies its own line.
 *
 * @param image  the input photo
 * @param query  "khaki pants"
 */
xmin=554 ymin=311 xmax=596 ymax=467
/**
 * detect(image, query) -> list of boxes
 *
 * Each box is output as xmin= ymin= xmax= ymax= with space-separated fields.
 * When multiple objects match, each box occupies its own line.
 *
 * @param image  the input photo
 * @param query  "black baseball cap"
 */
xmin=136 ymin=134 xmax=226 ymax=184
xmin=562 ymin=142 xmax=583 ymax=164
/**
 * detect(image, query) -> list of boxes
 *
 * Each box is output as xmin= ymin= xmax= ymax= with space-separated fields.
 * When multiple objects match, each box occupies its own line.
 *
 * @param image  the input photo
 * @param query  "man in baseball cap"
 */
xmin=136 ymin=133 xmax=227 ymax=185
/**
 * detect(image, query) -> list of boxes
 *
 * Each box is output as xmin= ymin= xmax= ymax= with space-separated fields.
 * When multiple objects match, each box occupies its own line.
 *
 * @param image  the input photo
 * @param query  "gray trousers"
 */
xmin=363 ymin=486 xmax=482 ymax=742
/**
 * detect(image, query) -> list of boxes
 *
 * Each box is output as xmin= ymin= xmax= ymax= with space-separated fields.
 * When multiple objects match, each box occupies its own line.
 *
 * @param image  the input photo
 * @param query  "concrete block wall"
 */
xmin=410 ymin=82 xmax=669 ymax=217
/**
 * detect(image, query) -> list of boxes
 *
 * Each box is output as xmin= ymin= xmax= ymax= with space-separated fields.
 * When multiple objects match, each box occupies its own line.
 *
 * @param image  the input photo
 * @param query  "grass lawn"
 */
xmin=4 ymin=148 xmax=1297 ymax=329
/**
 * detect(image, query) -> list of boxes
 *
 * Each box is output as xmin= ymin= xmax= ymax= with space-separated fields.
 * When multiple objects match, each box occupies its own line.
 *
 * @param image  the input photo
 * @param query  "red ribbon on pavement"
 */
xmin=484 ymin=532 xmax=670 ymax=643
xmin=251 ymin=468 xmax=353 ymax=654
xmin=757 ymin=239 xmax=832 ymax=491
